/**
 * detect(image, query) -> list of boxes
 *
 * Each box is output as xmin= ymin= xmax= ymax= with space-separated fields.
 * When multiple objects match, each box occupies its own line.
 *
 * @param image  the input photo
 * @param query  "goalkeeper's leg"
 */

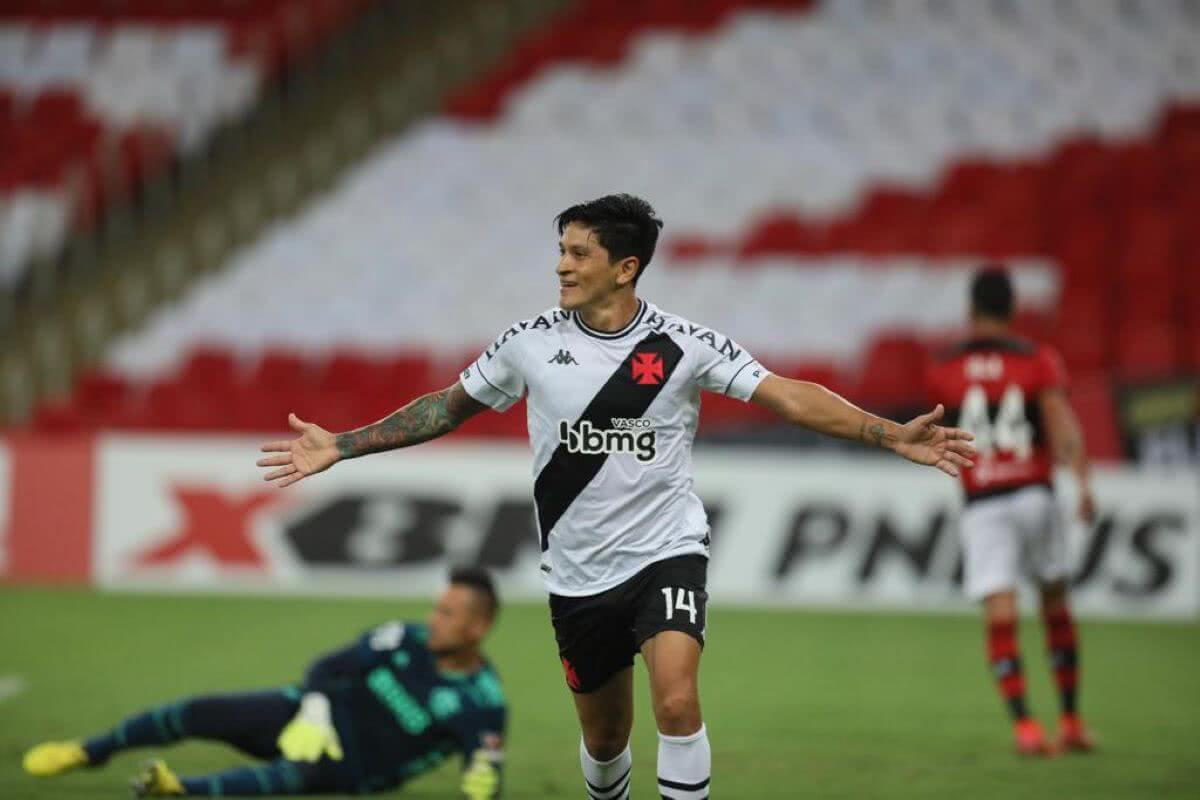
xmin=84 ymin=689 xmax=300 ymax=764
xmin=132 ymin=757 xmax=341 ymax=797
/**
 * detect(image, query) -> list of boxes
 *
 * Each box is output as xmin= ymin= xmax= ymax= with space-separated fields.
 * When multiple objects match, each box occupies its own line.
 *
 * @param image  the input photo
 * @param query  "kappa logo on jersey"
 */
xmin=547 ymin=349 xmax=579 ymax=365
xmin=558 ymin=419 xmax=657 ymax=463
xmin=632 ymin=352 xmax=664 ymax=385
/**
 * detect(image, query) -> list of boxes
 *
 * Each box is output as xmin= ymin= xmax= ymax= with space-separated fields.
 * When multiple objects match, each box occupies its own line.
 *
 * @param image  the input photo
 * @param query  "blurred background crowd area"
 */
xmin=0 ymin=0 xmax=1196 ymax=467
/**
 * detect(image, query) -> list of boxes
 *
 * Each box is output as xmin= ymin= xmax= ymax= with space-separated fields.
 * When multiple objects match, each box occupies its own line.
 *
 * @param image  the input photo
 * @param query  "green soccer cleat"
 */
xmin=131 ymin=759 xmax=185 ymax=797
xmin=22 ymin=741 xmax=89 ymax=777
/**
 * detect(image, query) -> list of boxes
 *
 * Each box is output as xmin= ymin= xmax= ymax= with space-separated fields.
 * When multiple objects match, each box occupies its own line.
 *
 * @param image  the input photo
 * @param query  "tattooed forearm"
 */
xmin=859 ymin=418 xmax=899 ymax=449
xmin=335 ymin=385 xmax=484 ymax=459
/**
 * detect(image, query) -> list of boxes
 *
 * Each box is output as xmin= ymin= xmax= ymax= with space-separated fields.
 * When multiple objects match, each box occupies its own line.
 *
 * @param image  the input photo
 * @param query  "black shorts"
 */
xmin=549 ymin=554 xmax=708 ymax=694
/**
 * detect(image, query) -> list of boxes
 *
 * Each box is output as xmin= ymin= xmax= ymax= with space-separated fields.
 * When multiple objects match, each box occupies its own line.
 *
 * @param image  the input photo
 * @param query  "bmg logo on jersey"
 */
xmin=558 ymin=418 xmax=657 ymax=463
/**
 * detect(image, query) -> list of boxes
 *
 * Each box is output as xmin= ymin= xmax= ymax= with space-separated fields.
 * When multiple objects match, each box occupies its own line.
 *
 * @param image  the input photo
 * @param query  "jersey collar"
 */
xmin=572 ymin=299 xmax=647 ymax=340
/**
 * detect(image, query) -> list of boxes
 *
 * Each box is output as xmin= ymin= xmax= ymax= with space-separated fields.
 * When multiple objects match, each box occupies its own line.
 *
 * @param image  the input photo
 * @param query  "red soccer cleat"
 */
xmin=1014 ymin=718 xmax=1056 ymax=757
xmin=1057 ymin=714 xmax=1096 ymax=753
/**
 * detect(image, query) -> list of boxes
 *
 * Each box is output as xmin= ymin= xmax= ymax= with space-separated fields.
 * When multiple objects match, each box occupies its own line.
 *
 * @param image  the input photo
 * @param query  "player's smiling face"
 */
xmin=556 ymin=222 xmax=637 ymax=311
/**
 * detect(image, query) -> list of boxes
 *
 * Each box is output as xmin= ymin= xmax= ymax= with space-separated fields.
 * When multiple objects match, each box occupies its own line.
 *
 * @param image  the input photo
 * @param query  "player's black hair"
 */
xmin=554 ymin=193 xmax=664 ymax=285
xmin=970 ymin=265 xmax=1015 ymax=321
xmin=449 ymin=566 xmax=500 ymax=621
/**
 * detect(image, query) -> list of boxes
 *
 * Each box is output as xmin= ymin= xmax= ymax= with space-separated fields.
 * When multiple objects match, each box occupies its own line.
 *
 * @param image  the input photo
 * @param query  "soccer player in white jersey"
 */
xmin=258 ymin=194 xmax=977 ymax=798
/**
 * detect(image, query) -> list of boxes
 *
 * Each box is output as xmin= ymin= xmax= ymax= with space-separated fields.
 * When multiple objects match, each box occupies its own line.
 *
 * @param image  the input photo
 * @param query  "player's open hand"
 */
xmin=257 ymin=413 xmax=340 ymax=488
xmin=893 ymin=404 xmax=977 ymax=478
xmin=277 ymin=693 xmax=343 ymax=762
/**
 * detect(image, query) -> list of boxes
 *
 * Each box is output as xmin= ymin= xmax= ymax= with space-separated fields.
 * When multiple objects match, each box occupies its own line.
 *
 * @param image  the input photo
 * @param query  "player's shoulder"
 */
xmin=483 ymin=307 xmax=572 ymax=357
xmin=364 ymin=619 xmax=428 ymax=652
xmin=470 ymin=661 xmax=508 ymax=709
xmin=641 ymin=302 xmax=749 ymax=363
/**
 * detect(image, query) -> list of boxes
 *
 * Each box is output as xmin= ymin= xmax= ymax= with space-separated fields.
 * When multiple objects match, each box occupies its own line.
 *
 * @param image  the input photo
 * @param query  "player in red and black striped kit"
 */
xmin=927 ymin=267 xmax=1096 ymax=756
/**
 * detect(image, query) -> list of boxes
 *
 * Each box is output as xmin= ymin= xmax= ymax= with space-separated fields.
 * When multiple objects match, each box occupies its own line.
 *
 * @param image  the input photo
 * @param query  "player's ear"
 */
xmin=615 ymin=256 xmax=639 ymax=287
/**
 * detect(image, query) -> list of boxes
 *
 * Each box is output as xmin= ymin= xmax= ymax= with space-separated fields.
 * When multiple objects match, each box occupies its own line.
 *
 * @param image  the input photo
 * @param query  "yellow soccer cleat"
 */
xmin=131 ymin=759 xmax=185 ymax=797
xmin=22 ymin=741 xmax=89 ymax=777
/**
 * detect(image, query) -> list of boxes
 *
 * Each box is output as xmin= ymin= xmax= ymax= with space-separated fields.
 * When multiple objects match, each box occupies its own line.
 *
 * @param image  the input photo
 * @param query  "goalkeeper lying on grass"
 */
xmin=23 ymin=567 xmax=507 ymax=798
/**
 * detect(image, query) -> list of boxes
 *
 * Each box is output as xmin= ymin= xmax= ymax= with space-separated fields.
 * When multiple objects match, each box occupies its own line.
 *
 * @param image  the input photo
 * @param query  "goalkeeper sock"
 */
xmin=180 ymin=759 xmax=337 ymax=796
xmin=987 ymin=619 xmax=1030 ymax=720
xmin=1043 ymin=606 xmax=1079 ymax=715
xmin=657 ymin=724 xmax=710 ymax=800
xmin=84 ymin=702 xmax=188 ymax=764
xmin=580 ymin=738 xmax=631 ymax=800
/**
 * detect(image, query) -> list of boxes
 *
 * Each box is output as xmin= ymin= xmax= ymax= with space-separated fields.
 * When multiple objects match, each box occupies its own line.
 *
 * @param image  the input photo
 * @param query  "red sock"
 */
xmin=1043 ymin=606 xmax=1079 ymax=715
xmin=987 ymin=620 xmax=1029 ymax=720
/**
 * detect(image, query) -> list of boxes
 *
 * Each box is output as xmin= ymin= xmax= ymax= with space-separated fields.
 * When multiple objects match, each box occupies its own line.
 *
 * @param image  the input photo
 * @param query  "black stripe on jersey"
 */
xmin=573 ymin=300 xmax=647 ymax=340
xmin=533 ymin=331 xmax=685 ymax=551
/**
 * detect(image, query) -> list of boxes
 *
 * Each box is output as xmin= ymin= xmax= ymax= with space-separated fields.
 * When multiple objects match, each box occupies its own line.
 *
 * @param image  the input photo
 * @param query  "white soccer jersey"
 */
xmin=459 ymin=299 xmax=770 ymax=596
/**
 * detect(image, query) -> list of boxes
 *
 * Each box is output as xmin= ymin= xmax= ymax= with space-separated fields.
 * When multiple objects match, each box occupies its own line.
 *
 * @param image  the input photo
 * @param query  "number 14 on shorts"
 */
xmin=661 ymin=588 xmax=698 ymax=623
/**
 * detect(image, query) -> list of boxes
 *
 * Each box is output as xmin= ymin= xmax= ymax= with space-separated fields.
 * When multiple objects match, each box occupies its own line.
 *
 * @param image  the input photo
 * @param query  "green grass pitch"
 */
xmin=1 ymin=587 xmax=1197 ymax=799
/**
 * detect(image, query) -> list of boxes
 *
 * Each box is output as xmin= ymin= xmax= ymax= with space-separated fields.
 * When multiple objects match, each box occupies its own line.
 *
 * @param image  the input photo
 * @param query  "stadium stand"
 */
xmin=21 ymin=0 xmax=1200 ymax=460
xmin=0 ymin=1 xmax=375 ymax=291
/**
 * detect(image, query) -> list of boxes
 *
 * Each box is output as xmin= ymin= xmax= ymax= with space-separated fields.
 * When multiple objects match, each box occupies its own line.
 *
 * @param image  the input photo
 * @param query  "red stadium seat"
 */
xmin=854 ymin=335 xmax=927 ymax=410
xmin=74 ymin=370 xmax=129 ymax=421
xmin=1068 ymin=373 xmax=1123 ymax=461
xmin=1114 ymin=321 xmax=1180 ymax=382
xmin=247 ymin=350 xmax=313 ymax=389
xmin=738 ymin=213 xmax=825 ymax=259
xmin=31 ymin=398 xmax=87 ymax=433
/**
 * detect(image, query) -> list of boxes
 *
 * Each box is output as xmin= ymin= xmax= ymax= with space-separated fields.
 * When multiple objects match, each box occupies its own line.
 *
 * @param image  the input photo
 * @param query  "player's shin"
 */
xmin=173 ymin=760 xmax=333 ymax=797
xmin=986 ymin=619 xmax=1029 ymax=721
xmin=84 ymin=702 xmax=189 ymax=764
xmin=580 ymin=738 xmax=631 ymax=800
xmin=1042 ymin=605 xmax=1080 ymax=717
xmin=657 ymin=724 xmax=710 ymax=800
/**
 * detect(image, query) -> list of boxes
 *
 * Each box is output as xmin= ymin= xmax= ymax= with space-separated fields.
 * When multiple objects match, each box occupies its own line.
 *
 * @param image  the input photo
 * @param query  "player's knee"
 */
xmin=653 ymin=689 xmax=701 ymax=735
xmin=982 ymin=591 xmax=1017 ymax=624
xmin=1040 ymin=580 xmax=1070 ymax=611
xmin=582 ymin=731 xmax=629 ymax=762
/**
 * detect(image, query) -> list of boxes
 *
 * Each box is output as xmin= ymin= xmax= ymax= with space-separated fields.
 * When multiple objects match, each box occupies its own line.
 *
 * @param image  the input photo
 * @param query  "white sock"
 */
xmin=657 ymin=724 xmax=711 ymax=800
xmin=580 ymin=738 xmax=631 ymax=800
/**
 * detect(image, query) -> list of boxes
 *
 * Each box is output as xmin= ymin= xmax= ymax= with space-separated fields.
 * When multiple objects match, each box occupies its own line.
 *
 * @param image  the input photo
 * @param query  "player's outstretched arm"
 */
xmin=257 ymin=382 xmax=487 ymax=488
xmin=750 ymin=375 xmax=977 ymax=477
xmin=1041 ymin=388 xmax=1096 ymax=523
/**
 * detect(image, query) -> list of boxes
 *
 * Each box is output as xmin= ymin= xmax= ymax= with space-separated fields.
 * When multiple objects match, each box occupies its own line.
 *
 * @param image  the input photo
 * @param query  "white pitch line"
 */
xmin=0 ymin=675 xmax=27 ymax=704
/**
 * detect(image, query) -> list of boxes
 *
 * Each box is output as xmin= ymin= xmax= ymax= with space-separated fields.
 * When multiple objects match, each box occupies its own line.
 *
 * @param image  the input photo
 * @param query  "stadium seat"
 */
xmin=854 ymin=335 xmax=928 ymax=411
xmin=24 ymin=0 xmax=1199 ymax=454
xmin=0 ymin=0 xmax=376 ymax=283
xmin=1114 ymin=321 xmax=1181 ymax=382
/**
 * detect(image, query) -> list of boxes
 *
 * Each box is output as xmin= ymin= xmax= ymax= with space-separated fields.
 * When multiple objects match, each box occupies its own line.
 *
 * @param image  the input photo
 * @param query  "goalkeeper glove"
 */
xmin=277 ymin=693 xmax=343 ymax=762
xmin=461 ymin=749 xmax=501 ymax=800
